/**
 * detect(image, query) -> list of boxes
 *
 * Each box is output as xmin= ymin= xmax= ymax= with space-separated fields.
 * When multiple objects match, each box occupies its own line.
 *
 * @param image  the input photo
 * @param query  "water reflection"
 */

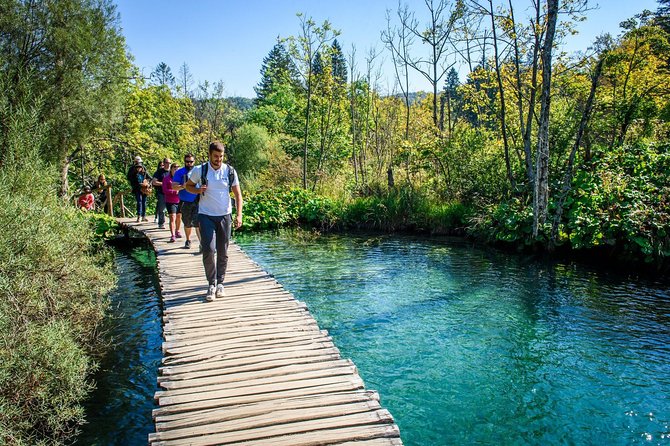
xmin=75 ymin=245 xmax=162 ymax=446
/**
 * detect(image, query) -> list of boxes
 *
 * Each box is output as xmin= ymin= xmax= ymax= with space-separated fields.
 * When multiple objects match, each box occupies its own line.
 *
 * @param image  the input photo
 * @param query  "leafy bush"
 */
xmin=87 ymin=212 xmax=120 ymax=240
xmin=342 ymin=187 xmax=471 ymax=233
xmin=563 ymin=142 xmax=670 ymax=261
xmin=414 ymin=200 xmax=473 ymax=234
xmin=0 ymin=127 xmax=115 ymax=444
xmin=470 ymin=143 xmax=670 ymax=262
xmin=242 ymin=185 xmax=472 ymax=235
xmin=241 ymin=188 xmax=339 ymax=231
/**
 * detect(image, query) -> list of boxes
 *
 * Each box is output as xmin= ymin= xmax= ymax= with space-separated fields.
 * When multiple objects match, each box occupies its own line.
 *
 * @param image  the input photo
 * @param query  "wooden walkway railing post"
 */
xmin=117 ymin=218 xmax=403 ymax=446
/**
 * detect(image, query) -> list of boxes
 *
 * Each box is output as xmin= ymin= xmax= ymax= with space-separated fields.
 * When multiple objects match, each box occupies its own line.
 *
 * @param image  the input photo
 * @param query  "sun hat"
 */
xmin=134 ymin=155 xmax=143 ymax=163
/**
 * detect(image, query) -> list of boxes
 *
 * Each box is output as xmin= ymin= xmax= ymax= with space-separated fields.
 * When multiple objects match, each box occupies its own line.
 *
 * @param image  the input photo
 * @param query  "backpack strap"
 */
xmin=228 ymin=165 xmax=236 ymax=191
xmin=200 ymin=162 xmax=209 ymax=186
xmin=197 ymin=162 xmax=209 ymax=199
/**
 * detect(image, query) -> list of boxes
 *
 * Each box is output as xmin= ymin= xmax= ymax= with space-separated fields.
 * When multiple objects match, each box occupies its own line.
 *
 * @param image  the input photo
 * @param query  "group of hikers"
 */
xmin=77 ymin=174 xmax=108 ymax=212
xmin=127 ymin=141 xmax=244 ymax=302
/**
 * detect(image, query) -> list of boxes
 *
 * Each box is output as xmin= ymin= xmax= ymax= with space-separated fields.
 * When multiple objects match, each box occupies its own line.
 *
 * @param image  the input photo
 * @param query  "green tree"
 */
xmin=117 ymin=81 xmax=197 ymax=167
xmin=0 ymin=0 xmax=131 ymax=196
xmin=254 ymin=41 xmax=297 ymax=104
xmin=286 ymin=13 xmax=339 ymax=189
xmin=151 ymin=62 xmax=175 ymax=88
xmin=657 ymin=0 xmax=670 ymax=34
xmin=228 ymin=123 xmax=271 ymax=178
xmin=331 ymin=39 xmax=348 ymax=84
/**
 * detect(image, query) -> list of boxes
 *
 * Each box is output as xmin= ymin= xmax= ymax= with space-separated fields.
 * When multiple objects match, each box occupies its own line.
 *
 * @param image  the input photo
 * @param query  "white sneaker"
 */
xmin=206 ymin=284 xmax=216 ymax=302
xmin=216 ymin=284 xmax=225 ymax=298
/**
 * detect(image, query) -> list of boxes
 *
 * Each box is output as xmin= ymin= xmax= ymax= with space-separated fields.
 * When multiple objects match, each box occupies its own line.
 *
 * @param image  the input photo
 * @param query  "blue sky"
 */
xmin=114 ymin=0 xmax=660 ymax=98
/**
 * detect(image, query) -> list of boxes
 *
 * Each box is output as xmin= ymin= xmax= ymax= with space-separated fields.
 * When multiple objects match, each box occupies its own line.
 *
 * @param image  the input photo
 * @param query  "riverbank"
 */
xmin=239 ymin=186 xmax=669 ymax=274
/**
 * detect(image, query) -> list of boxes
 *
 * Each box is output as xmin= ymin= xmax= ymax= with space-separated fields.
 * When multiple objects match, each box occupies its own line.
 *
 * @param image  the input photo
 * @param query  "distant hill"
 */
xmin=389 ymin=91 xmax=429 ymax=105
xmin=226 ymin=97 xmax=254 ymax=111
xmin=224 ymin=93 xmax=429 ymax=111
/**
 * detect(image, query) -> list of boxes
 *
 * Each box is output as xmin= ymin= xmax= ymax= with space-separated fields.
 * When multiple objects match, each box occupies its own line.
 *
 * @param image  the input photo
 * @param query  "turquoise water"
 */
xmin=76 ymin=245 xmax=163 ymax=445
xmin=234 ymin=232 xmax=670 ymax=446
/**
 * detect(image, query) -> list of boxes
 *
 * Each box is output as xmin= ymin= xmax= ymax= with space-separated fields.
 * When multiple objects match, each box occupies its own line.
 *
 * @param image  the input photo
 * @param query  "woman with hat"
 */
xmin=129 ymin=162 xmax=151 ymax=222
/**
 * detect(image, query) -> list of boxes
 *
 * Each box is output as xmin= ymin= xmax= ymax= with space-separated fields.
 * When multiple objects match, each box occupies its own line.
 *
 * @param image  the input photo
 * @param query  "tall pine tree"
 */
xmin=255 ymin=41 xmax=296 ymax=104
xmin=312 ymin=50 xmax=325 ymax=76
xmin=151 ymin=62 xmax=175 ymax=87
xmin=658 ymin=0 xmax=670 ymax=34
xmin=331 ymin=39 xmax=347 ymax=84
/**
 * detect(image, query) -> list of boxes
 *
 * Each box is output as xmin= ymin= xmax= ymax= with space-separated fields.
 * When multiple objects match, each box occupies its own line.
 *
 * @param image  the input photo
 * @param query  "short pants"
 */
xmin=178 ymin=200 xmax=199 ymax=228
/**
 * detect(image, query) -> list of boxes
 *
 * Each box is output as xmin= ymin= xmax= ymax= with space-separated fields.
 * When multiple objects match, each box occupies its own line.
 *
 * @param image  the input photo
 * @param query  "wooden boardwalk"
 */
xmin=117 ymin=219 xmax=402 ymax=446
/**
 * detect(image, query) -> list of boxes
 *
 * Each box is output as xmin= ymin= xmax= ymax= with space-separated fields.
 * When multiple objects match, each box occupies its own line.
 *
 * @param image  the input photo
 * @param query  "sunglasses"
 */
xmin=184 ymin=160 xmax=194 ymax=164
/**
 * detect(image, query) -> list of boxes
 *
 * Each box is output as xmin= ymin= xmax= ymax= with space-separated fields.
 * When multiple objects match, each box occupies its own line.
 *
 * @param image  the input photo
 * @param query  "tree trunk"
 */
xmin=489 ymin=0 xmax=515 ymax=193
xmin=350 ymin=75 xmax=358 ymax=184
xmin=302 ymin=71 xmax=312 ymax=190
xmin=550 ymin=54 xmax=605 ymax=247
xmin=532 ymin=0 xmax=558 ymax=238
xmin=60 ymin=157 xmax=70 ymax=199
xmin=509 ymin=0 xmax=533 ymax=187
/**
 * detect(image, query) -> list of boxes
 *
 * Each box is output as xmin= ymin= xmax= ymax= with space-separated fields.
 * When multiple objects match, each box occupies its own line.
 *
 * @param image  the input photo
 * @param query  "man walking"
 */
xmin=185 ymin=142 xmax=243 ymax=301
xmin=171 ymin=153 xmax=200 ymax=249
xmin=152 ymin=157 xmax=171 ymax=229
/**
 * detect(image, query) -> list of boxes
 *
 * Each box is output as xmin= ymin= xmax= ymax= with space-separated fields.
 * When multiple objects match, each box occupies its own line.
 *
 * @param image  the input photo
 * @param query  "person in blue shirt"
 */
xmin=171 ymin=153 xmax=200 ymax=249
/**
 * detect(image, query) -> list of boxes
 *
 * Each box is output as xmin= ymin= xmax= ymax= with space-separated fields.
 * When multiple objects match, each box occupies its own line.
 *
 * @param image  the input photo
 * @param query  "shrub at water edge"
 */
xmin=0 ymin=155 xmax=115 ymax=444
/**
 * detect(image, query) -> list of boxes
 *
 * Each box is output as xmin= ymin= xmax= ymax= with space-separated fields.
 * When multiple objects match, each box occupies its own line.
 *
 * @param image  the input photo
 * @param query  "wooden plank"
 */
xmin=157 ymin=373 xmax=363 ymax=407
xmin=149 ymin=400 xmax=382 ymax=442
xmin=152 ymin=380 xmax=367 ymax=417
xmin=164 ymin=318 xmax=318 ymax=342
xmin=162 ymin=330 xmax=332 ymax=359
xmin=159 ymin=349 xmax=342 ymax=381
xmin=156 ymin=363 xmax=357 ymax=400
xmin=162 ymin=323 xmax=321 ymax=351
xmin=159 ymin=358 xmax=352 ymax=391
xmin=161 ymin=337 xmax=335 ymax=367
xmin=222 ymin=424 xmax=401 ymax=446
xmin=154 ymin=391 xmax=380 ymax=426
xmin=151 ymin=410 xmax=395 ymax=446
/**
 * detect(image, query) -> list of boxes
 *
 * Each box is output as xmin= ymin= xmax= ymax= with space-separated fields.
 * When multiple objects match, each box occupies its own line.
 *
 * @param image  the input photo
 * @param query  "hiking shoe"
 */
xmin=175 ymin=231 xmax=182 ymax=238
xmin=168 ymin=236 xmax=175 ymax=243
xmin=216 ymin=284 xmax=225 ymax=298
xmin=158 ymin=225 xmax=165 ymax=229
xmin=184 ymin=240 xmax=191 ymax=249
xmin=206 ymin=284 xmax=216 ymax=302
xmin=136 ymin=216 xmax=140 ymax=222
xmin=142 ymin=217 xmax=149 ymax=222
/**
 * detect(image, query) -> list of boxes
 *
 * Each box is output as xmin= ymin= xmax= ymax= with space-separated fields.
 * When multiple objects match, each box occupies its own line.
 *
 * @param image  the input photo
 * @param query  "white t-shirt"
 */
xmin=187 ymin=163 xmax=239 ymax=216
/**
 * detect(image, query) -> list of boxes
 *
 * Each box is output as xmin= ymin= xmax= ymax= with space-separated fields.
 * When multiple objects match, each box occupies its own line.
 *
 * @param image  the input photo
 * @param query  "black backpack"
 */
xmin=196 ymin=162 xmax=236 ymax=202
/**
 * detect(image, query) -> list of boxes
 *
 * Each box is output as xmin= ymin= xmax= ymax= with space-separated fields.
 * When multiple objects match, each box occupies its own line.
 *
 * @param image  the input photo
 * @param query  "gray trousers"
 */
xmin=198 ymin=214 xmax=232 ymax=286
xmin=156 ymin=193 xmax=166 ymax=226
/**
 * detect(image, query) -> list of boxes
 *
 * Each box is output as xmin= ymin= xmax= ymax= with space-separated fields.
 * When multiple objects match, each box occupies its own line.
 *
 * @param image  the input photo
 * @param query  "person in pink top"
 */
xmin=162 ymin=163 xmax=182 ymax=242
